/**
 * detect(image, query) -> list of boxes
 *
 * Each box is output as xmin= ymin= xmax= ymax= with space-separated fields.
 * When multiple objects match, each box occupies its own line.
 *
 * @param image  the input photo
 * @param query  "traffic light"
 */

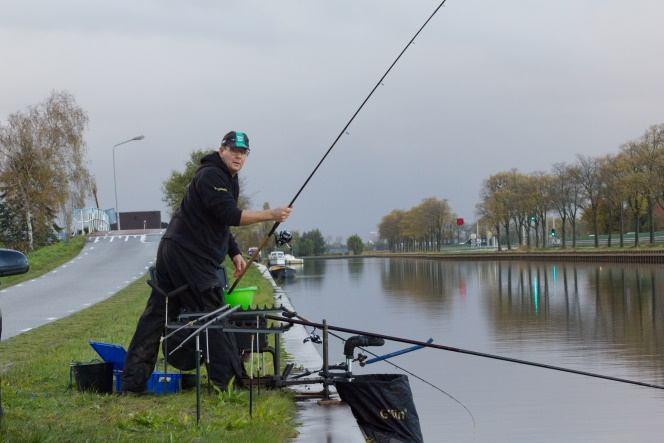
xmin=530 ymin=215 xmax=537 ymax=223
xmin=550 ymin=228 xmax=557 ymax=238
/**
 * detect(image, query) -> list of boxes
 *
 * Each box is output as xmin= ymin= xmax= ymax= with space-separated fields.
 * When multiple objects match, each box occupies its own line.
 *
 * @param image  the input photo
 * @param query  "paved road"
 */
xmin=0 ymin=231 xmax=162 ymax=340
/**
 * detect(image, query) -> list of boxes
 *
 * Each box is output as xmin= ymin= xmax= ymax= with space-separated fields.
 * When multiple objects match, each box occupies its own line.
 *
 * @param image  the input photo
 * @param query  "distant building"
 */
xmin=116 ymin=211 xmax=162 ymax=230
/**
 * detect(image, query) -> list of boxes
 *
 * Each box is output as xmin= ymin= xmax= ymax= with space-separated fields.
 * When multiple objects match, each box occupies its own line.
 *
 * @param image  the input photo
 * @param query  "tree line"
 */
xmin=476 ymin=123 xmax=664 ymax=250
xmin=378 ymin=197 xmax=458 ymax=252
xmin=0 ymin=92 xmax=95 ymax=251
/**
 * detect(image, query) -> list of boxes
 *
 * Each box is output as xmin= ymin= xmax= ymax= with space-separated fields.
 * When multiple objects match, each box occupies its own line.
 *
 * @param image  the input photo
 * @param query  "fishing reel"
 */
xmin=275 ymin=230 xmax=293 ymax=248
xmin=303 ymin=328 xmax=322 ymax=344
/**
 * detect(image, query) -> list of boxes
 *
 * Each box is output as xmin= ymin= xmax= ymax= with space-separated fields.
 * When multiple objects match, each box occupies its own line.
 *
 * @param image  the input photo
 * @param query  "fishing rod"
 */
xmin=266 ymin=315 xmax=664 ymax=391
xmin=227 ymin=0 xmax=449 ymax=294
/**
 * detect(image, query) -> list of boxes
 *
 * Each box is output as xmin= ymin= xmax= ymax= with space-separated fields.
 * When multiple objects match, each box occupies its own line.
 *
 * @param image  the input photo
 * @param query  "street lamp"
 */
xmin=113 ymin=135 xmax=145 ymax=230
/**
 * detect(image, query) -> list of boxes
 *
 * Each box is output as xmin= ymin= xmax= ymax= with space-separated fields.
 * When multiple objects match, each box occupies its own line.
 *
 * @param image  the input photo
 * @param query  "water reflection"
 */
xmin=376 ymin=259 xmax=664 ymax=376
xmin=347 ymin=258 xmax=364 ymax=281
xmin=289 ymin=258 xmax=327 ymax=290
xmin=380 ymin=258 xmax=461 ymax=304
xmin=489 ymin=262 xmax=664 ymax=378
xmin=287 ymin=258 xmax=664 ymax=441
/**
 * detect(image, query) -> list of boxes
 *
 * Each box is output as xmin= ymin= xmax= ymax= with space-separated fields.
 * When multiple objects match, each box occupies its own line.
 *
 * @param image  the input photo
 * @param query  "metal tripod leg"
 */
xmin=196 ymin=334 xmax=201 ymax=425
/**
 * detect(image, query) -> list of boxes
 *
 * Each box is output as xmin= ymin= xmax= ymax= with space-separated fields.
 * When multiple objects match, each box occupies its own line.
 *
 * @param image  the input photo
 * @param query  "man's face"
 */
xmin=218 ymin=146 xmax=249 ymax=175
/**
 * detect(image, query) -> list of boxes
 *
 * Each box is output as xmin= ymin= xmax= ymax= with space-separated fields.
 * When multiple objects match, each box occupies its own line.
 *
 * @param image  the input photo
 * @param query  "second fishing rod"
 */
xmin=227 ymin=0 xmax=449 ymax=294
xmin=266 ymin=314 xmax=664 ymax=391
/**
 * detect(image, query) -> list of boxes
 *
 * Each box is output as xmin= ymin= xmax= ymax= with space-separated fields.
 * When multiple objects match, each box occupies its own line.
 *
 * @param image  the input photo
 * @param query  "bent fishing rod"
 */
xmin=227 ymin=0 xmax=449 ymax=294
xmin=266 ymin=315 xmax=664 ymax=391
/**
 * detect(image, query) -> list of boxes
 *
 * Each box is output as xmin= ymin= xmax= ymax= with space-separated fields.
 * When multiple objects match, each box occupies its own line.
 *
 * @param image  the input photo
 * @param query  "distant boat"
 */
xmin=268 ymin=251 xmax=296 ymax=280
xmin=268 ymin=265 xmax=297 ymax=280
xmin=284 ymin=253 xmax=304 ymax=265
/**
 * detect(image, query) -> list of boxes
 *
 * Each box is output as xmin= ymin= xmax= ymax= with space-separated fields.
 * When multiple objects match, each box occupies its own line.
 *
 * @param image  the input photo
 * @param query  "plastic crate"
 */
xmin=147 ymin=372 xmax=181 ymax=395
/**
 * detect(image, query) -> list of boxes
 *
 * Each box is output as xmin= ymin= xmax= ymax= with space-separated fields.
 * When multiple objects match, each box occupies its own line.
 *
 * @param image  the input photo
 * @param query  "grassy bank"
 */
xmin=1 ymin=236 xmax=87 ymax=288
xmin=0 ymin=264 xmax=296 ymax=442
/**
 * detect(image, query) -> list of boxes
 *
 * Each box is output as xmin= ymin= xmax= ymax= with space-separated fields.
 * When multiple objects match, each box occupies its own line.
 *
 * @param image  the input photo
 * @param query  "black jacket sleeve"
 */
xmin=195 ymin=168 xmax=243 ymax=226
xmin=228 ymin=233 xmax=241 ymax=258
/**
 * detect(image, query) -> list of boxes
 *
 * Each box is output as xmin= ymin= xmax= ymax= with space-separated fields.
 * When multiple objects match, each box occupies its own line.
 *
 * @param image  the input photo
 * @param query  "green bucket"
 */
xmin=224 ymin=286 xmax=257 ymax=309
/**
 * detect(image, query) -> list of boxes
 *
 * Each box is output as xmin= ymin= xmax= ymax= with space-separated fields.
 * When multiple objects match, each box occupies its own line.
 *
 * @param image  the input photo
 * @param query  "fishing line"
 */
xmin=268 ymin=315 xmax=664 ymax=391
xmin=299 ymin=317 xmax=477 ymax=428
xmin=228 ymin=0 xmax=449 ymax=293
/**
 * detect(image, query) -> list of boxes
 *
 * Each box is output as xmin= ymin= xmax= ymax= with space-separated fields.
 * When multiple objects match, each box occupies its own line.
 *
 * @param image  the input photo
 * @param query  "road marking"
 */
xmin=83 ymin=303 xmax=91 ymax=307
xmin=0 ymin=289 xmax=6 ymax=293
xmin=46 ymin=317 xmax=58 ymax=321
xmin=89 ymin=246 xmax=95 ymax=250
xmin=52 ymin=270 xmax=57 ymax=273
xmin=67 ymin=310 xmax=75 ymax=313
xmin=107 ymin=291 xmax=114 ymax=295
xmin=140 ymin=235 xmax=147 ymax=243
xmin=125 ymin=236 xmax=129 ymax=242
xmin=94 ymin=237 xmax=100 ymax=243
xmin=17 ymin=283 xmax=23 ymax=287
xmin=62 ymin=265 xmax=67 ymax=268
xmin=20 ymin=328 xmax=33 ymax=332
xmin=31 ymin=279 xmax=37 ymax=282
xmin=144 ymin=266 xmax=149 ymax=270
xmin=124 ymin=280 xmax=131 ymax=284
xmin=110 ymin=236 xmax=115 ymax=243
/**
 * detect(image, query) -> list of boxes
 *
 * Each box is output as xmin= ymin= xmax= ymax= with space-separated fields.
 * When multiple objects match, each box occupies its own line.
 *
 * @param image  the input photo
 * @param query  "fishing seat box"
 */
xmin=89 ymin=341 xmax=181 ymax=395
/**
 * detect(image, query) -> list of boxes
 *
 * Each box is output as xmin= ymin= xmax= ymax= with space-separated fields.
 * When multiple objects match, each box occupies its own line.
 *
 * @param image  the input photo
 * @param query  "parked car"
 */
xmin=0 ymin=248 xmax=30 ymax=418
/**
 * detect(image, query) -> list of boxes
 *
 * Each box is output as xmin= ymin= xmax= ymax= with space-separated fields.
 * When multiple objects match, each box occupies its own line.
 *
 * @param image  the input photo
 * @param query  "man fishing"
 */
xmin=122 ymin=130 xmax=292 ymax=393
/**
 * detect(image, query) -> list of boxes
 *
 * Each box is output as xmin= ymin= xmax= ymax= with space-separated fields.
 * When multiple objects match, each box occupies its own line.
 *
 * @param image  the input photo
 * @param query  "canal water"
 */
xmin=283 ymin=257 xmax=664 ymax=442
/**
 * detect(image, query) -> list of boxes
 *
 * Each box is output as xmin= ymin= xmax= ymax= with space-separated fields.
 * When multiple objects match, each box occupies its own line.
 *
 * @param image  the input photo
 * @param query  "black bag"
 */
xmin=335 ymin=374 xmax=423 ymax=443
xmin=69 ymin=361 xmax=113 ymax=394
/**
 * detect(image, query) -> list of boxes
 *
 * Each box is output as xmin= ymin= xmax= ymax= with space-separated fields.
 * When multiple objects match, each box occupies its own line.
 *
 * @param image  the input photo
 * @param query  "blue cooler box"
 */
xmin=89 ymin=341 xmax=181 ymax=395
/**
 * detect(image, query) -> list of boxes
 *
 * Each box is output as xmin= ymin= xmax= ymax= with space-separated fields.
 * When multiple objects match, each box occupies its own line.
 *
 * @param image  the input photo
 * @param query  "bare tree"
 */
xmin=577 ymin=155 xmax=604 ymax=247
xmin=621 ymin=125 xmax=664 ymax=244
xmin=0 ymin=91 xmax=91 ymax=249
xmin=549 ymin=163 xmax=582 ymax=248
xmin=530 ymin=172 xmax=551 ymax=248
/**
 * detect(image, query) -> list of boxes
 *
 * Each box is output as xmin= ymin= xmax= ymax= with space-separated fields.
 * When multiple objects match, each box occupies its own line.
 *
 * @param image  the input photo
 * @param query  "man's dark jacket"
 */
xmin=163 ymin=152 xmax=242 ymax=264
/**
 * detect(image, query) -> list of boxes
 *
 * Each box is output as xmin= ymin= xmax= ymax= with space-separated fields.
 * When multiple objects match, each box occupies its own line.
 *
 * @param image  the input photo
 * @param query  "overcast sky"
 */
xmin=2 ymin=0 xmax=663 ymax=240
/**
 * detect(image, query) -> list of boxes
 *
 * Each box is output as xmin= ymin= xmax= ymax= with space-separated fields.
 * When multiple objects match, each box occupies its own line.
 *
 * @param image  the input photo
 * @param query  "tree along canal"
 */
xmin=282 ymin=257 xmax=664 ymax=442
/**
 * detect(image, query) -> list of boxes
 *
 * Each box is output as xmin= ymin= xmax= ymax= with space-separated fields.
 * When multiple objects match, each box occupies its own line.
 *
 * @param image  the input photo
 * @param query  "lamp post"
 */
xmin=113 ymin=135 xmax=145 ymax=230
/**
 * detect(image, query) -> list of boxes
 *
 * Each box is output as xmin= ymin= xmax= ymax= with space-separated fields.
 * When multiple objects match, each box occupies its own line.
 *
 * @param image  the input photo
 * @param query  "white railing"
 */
xmin=72 ymin=208 xmax=111 ymax=235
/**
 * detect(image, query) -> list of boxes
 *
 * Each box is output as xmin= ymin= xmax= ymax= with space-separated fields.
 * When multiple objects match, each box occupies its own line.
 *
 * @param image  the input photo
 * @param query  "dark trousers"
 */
xmin=121 ymin=239 xmax=243 ymax=392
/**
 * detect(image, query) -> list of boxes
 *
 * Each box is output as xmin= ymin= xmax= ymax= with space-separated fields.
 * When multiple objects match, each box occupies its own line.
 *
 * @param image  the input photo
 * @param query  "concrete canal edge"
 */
xmin=255 ymin=263 xmax=365 ymax=442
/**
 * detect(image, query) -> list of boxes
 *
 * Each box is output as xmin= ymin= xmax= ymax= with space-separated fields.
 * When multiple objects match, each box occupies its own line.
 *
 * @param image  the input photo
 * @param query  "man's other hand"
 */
xmin=271 ymin=207 xmax=292 ymax=222
xmin=232 ymin=254 xmax=247 ymax=278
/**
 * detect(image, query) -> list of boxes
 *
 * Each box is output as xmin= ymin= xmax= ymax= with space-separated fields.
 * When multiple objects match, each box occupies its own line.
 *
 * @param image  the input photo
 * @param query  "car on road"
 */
xmin=0 ymin=248 xmax=30 ymax=417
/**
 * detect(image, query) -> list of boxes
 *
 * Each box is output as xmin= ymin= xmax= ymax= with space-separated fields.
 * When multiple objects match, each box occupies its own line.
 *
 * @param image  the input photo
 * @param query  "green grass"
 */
xmin=1 ymin=236 xmax=87 ymax=288
xmin=0 ymin=263 xmax=297 ymax=442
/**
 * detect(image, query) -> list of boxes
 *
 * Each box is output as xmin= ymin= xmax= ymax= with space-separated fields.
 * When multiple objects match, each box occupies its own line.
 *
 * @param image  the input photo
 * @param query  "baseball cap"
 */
xmin=221 ymin=131 xmax=250 ymax=149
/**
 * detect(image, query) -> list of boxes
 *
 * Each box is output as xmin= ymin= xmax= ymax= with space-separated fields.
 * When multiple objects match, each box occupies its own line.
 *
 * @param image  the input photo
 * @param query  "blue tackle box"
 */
xmin=89 ymin=341 xmax=181 ymax=395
